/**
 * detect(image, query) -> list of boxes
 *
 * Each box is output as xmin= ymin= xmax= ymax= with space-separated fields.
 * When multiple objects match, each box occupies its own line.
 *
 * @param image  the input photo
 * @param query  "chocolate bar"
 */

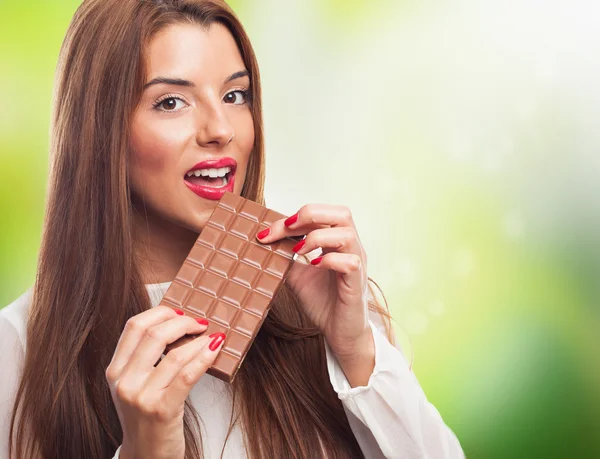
xmin=158 ymin=191 xmax=300 ymax=383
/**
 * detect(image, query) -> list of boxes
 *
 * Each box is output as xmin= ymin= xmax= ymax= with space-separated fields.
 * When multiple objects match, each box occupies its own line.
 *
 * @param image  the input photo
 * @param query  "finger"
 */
xmin=106 ymin=305 xmax=186 ymax=378
xmin=144 ymin=333 xmax=213 ymax=391
xmin=309 ymin=252 xmax=366 ymax=289
xmin=291 ymin=226 xmax=362 ymax=258
xmin=256 ymin=204 xmax=354 ymax=244
xmin=155 ymin=333 xmax=201 ymax=366
xmin=165 ymin=333 xmax=226 ymax=405
xmin=152 ymin=334 xmax=198 ymax=368
xmin=119 ymin=315 xmax=209 ymax=379
xmin=164 ymin=334 xmax=197 ymax=355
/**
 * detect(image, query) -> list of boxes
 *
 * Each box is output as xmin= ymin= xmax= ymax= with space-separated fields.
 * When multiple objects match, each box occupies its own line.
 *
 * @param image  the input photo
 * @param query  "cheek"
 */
xmin=235 ymin=112 xmax=255 ymax=182
xmin=130 ymin=121 xmax=185 ymax=171
xmin=241 ymin=119 xmax=255 ymax=154
xmin=129 ymin=115 xmax=193 ymax=197
xmin=128 ymin=115 xmax=190 ymax=204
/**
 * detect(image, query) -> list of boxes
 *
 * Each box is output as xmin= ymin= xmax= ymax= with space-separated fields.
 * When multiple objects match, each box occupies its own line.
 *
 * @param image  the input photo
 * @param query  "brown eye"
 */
xmin=224 ymin=90 xmax=247 ymax=105
xmin=153 ymin=96 xmax=186 ymax=112
xmin=161 ymin=98 xmax=177 ymax=110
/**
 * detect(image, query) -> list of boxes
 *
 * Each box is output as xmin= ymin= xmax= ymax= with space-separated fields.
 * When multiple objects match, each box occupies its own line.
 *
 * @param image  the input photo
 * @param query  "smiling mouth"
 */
xmin=184 ymin=165 xmax=235 ymax=188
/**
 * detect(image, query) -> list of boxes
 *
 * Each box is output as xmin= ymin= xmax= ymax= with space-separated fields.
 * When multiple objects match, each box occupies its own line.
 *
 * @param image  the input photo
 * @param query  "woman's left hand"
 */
xmin=255 ymin=204 xmax=374 ymax=370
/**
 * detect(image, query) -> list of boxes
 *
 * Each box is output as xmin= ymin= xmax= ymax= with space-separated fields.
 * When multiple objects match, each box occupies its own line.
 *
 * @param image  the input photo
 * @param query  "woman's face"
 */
xmin=129 ymin=22 xmax=254 ymax=234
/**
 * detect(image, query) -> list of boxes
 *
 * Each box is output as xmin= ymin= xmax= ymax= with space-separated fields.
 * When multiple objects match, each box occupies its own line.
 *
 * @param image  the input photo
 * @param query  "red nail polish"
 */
xmin=257 ymin=227 xmax=270 ymax=239
xmin=196 ymin=318 xmax=209 ymax=325
xmin=209 ymin=332 xmax=226 ymax=351
xmin=311 ymin=256 xmax=323 ymax=265
xmin=292 ymin=239 xmax=306 ymax=253
xmin=174 ymin=309 xmax=184 ymax=315
xmin=284 ymin=213 xmax=298 ymax=227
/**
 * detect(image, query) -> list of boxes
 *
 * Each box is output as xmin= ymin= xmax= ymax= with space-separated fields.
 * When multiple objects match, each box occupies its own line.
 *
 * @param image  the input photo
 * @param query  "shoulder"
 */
xmin=0 ymin=286 xmax=34 ymax=352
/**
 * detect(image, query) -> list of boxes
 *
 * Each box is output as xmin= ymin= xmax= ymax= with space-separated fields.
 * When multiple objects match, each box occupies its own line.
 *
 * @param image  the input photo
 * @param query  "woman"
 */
xmin=0 ymin=0 xmax=464 ymax=458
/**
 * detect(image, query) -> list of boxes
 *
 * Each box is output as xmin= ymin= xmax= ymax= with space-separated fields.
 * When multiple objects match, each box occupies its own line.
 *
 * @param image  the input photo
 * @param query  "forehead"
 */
xmin=144 ymin=22 xmax=245 ymax=82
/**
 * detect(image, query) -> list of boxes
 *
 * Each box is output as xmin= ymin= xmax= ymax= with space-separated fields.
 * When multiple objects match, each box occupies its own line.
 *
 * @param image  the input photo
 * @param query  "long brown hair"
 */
xmin=9 ymin=1 xmax=394 ymax=457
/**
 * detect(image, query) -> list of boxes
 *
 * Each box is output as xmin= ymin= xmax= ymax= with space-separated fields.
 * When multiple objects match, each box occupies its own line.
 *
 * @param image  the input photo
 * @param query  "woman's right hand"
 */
xmin=105 ymin=306 xmax=225 ymax=459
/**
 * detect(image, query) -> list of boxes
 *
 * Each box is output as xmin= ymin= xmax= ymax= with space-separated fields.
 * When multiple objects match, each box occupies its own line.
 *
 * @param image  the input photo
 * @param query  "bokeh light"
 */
xmin=1 ymin=1 xmax=599 ymax=457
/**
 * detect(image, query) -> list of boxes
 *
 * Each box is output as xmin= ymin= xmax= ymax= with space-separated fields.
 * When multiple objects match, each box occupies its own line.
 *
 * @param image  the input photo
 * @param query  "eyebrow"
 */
xmin=143 ymin=70 xmax=249 ymax=90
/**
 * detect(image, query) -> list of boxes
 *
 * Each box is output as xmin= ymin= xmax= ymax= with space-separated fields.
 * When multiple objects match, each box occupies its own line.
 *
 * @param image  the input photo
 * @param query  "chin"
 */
xmin=178 ymin=212 xmax=211 ymax=235
xmin=174 ymin=217 xmax=203 ymax=236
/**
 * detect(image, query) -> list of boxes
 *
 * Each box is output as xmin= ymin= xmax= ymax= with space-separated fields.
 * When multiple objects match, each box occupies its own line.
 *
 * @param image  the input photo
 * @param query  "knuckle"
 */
xmin=342 ymin=206 xmax=353 ymax=222
xmin=304 ymin=232 xmax=316 ymax=246
xmin=144 ymin=326 xmax=164 ymax=343
xmin=348 ymin=227 xmax=358 ymax=239
xmin=299 ymin=204 xmax=310 ymax=215
xmin=157 ymin=305 xmax=179 ymax=317
xmin=136 ymin=394 xmax=168 ymax=420
xmin=134 ymin=391 xmax=151 ymax=409
xmin=179 ymin=368 xmax=199 ymax=387
xmin=124 ymin=317 xmax=142 ymax=334
xmin=165 ymin=349 xmax=187 ymax=366
xmin=344 ymin=227 xmax=358 ymax=245
xmin=114 ymin=380 xmax=136 ymax=403
xmin=299 ymin=204 xmax=317 ymax=224
xmin=349 ymin=255 xmax=362 ymax=271
xmin=104 ymin=365 xmax=117 ymax=383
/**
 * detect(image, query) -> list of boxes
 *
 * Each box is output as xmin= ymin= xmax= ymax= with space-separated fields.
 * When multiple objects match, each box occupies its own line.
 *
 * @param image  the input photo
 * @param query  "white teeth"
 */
xmin=186 ymin=166 xmax=231 ymax=178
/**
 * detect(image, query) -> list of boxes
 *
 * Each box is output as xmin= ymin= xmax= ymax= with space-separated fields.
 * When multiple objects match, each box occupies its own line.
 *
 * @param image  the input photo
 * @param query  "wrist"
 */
xmin=328 ymin=328 xmax=376 ymax=388
xmin=120 ymin=440 xmax=183 ymax=459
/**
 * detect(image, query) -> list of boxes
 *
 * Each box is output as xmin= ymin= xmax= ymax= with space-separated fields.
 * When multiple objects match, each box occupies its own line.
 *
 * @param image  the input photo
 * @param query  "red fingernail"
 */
xmin=257 ymin=227 xmax=270 ymax=239
xmin=196 ymin=318 xmax=209 ymax=325
xmin=292 ymin=239 xmax=306 ymax=253
xmin=311 ymin=256 xmax=323 ymax=265
xmin=174 ymin=309 xmax=184 ymax=315
xmin=209 ymin=332 xmax=226 ymax=351
xmin=284 ymin=213 xmax=298 ymax=227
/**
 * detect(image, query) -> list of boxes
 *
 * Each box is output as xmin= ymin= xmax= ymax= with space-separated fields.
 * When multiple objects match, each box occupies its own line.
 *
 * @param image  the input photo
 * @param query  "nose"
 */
xmin=195 ymin=97 xmax=235 ymax=148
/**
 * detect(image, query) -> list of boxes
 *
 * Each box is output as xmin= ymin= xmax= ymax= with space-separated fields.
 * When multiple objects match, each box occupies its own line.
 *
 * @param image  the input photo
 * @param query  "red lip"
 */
xmin=184 ymin=157 xmax=237 ymax=201
xmin=185 ymin=157 xmax=237 ymax=175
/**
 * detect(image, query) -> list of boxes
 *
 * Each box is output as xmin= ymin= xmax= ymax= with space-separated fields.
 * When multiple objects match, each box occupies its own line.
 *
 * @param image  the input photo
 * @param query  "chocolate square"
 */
xmin=159 ymin=192 xmax=299 ymax=383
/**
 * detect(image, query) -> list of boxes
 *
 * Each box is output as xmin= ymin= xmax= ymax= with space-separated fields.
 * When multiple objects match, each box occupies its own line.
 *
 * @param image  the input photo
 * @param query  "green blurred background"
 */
xmin=1 ymin=1 xmax=599 ymax=457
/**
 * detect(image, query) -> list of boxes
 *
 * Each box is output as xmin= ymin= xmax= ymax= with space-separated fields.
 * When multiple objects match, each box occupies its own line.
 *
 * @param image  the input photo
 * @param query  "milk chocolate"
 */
xmin=158 ymin=191 xmax=300 ymax=383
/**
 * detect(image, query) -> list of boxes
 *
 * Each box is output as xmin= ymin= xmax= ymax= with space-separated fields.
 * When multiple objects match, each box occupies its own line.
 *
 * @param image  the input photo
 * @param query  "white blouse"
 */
xmin=0 ymin=283 xmax=464 ymax=459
